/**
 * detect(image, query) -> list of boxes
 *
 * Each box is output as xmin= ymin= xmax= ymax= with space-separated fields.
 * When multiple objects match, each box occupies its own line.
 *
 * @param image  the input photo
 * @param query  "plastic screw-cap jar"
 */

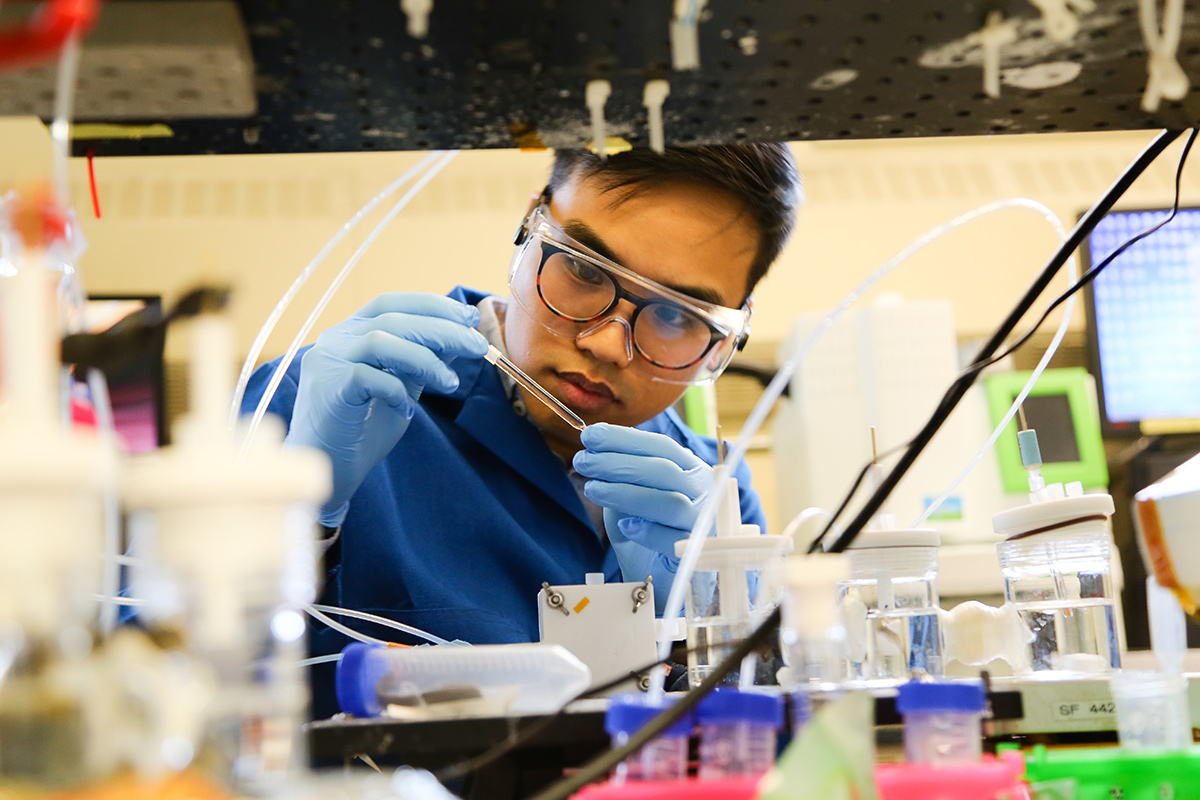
xmin=993 ymin=492 xmax=1120 ymax=673
xmin=695 ymin=689 xmax=784 ymax=780
xmin=604 ymin=694 xmax=693 ymax=783
xmin=840 ymin=528 xmax=944 ymax=685
xmin=896 ymin=680 xmax=986 ymax=766
xmin=1109 ymin=670 xmax=1192 ymax=751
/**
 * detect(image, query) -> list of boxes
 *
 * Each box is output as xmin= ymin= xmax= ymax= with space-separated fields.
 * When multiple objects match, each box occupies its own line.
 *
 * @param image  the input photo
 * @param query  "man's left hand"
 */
xmin=573 ymin=423 xmax=715 ymax=614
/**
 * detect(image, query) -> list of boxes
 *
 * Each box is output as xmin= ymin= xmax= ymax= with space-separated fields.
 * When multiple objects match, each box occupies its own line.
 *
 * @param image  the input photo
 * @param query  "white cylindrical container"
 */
xmin=1109 ymin=670 xmax=1192 ymax=751
xmin=780 ymin=554 xmax=850 ymax=732
xmin=839 ymin=528 xmax=943 ymax=685
xmin=0 ymin=259 xmax=111 ymax=790
xmin=336 ymin=642 xmax=591 ymax=718
xmin=124 ymin=315 xmax=331 ymax=794
xmin=993 ymin=492 xmax=1120 ymax=673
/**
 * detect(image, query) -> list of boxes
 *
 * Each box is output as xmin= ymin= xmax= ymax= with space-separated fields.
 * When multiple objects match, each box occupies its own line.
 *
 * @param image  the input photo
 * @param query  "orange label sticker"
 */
xmin=573 ymin=597 xmax=590 ymax=614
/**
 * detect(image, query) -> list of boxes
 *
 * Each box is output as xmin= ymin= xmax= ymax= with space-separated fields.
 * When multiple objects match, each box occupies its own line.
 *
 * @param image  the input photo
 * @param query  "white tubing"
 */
xmin=913 ymin=203 xmax=1077 ymax=527
xmin=228 ymin=151 xmax=444 ymax=432
xmin=297 ymin=653 xmax=344 ymax=668
xmin=241 ymin=150 xmax=459 ymax=456
xmin=300 ymin=602 xmax=390 ymax=647
xmin=650 ymin=197 xmax=1078 ymax=699
xmin=311 ymin=603 xmax=449 ymax=645
xmin=87 ymin=369 xmax=121 ymax=635
xmin=50 ymin=32 xmax=82 ymax=209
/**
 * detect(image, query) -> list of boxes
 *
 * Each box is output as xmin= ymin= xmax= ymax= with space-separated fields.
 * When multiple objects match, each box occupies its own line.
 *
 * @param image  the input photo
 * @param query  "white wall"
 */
xmin=5 ymin=119 xmax=1198 ymax=364
xmin=4 ymin=120 xmax=1197 ymax=533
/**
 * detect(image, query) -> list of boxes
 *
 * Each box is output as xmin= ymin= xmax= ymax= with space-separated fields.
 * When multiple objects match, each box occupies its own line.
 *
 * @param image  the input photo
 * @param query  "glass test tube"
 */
xmin=485 ymin=344 xmax=586 ymax=431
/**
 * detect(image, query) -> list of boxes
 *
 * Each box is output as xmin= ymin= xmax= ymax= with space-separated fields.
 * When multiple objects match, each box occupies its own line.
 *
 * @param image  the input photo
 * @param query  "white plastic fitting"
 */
xmin=1139 ymin=0 xmax=1189 ymax=112
xmin=586 ymin=79 xmax=612 ymax=160
xmin=969 ymin=11 xmax=1019 ymax=99
xmin=401 ymin=0 xmax=433 ymax=38
xmin=643 ymin=80 xmax=670 ymax=154
xmin=670 ymin=0 xmax=707 ymax=71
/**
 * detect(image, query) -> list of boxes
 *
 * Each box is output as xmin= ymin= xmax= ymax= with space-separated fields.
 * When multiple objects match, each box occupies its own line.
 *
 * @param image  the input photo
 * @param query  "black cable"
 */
xmin=434 ymin=651 xmax=679 ymax=781
xmin=523 ymin=606 xmax=782 ymax=800
xmin=805 ymin=438 xmax=913 ymax=555
xmin=823 ymin=129 xmax=1185 ymax=554
xmin=955 ymin=127 xmax=1197 ymax=384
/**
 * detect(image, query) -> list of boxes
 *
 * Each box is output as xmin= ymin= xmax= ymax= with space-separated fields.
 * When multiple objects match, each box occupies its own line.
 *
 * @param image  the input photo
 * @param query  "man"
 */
xmin=244 ymin=144 xmax=801 ymax=717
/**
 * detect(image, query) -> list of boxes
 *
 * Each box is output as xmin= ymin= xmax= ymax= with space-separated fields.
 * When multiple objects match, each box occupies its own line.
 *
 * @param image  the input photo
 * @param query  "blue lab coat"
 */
xmin=242 ymin=287 xmax=765 ymax=719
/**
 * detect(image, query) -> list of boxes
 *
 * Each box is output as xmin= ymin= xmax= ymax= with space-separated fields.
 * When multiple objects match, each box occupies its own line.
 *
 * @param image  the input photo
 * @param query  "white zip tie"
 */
xmin=401 ymin=0 xmax=433 ymax=38
xmin=643 ymin=80 xmax=670 ymax=154
xmin=670 ymin=0 xmax=707 ymax=70
xmin=968 ymin=11 xmax=1019 ymax=99
xmin=586 ymin=79 xmax=612 ymax=159
xmin=1140 ymin=0 xmax=1189 ymax=112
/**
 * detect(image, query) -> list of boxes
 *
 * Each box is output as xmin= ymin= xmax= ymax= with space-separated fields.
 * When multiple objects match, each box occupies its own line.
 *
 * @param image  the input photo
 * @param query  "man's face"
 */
xmin=503 ymin=172 xmax=759 ymax=455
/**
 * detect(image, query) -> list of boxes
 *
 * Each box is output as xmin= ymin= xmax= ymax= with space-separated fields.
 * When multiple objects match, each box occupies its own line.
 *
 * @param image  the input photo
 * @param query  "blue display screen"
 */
xmin=1087 ymin=209 xmax=1200 ymax=429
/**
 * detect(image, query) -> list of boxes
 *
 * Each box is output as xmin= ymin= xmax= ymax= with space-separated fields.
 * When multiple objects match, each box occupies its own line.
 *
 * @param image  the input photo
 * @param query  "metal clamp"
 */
xmin=542 ymin=582 xmax=569 ymax=616
xmin=631 ymin=576 xmax=652 ymax=613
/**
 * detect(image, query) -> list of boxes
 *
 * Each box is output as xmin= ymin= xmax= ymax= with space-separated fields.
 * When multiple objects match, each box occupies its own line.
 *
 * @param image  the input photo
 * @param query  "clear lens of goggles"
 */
xmin=507 ymin=212 xmax=749 ymax=385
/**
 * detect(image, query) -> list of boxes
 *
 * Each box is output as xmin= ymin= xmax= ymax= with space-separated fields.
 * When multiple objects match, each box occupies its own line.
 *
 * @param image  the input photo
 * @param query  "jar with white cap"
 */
xmin=838 ymin=527 xmax=944 ymax=684
xmin=993 ymin=485 xmax=1120 ymax=673
xmin=676 ymin=467 xmax=792 ymax=688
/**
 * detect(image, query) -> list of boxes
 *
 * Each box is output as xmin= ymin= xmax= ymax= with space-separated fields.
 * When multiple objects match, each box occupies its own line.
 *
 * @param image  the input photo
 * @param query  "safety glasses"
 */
xmin=508 ymin=203 xmax=750 ymax=385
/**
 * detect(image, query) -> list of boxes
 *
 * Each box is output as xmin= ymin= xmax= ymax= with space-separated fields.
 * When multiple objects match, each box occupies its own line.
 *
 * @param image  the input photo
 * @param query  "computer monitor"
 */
xmin=1084 ymin=208 xmax=1200 ymax=436
xmin=74 ymin=295 xmax=166 ymax=454
xmin=984 ymin=368 xmax=1109 ymax=494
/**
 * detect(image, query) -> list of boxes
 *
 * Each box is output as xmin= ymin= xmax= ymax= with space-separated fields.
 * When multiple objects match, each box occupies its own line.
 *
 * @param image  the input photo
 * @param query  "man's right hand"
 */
xmin=286 ymin=293 xmax=489 ymax=526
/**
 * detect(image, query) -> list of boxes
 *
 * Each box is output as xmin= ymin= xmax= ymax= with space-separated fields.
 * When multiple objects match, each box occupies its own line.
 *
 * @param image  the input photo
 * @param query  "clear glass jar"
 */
xmin=680 ymin=537 xmax=782 ymax=689
xmin=996 ymin=525 xmax=1120 ymax=673
xmin=839 ymin=529 xmax=944 ymax=685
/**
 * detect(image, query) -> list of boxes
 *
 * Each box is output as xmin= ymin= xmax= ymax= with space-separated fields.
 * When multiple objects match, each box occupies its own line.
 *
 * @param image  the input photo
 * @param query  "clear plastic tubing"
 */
xmin=242 ymin=151 xmax=458 ymax=455
xmin=50 ymin=32 xmax=82 ymax=209
xmin=993 ymin=492 xmax=1119 ymax=673
xmin=654 ymin=197 xmax=1071 ymax=698
xmin=86 ymin=368 xmax=122 ymax=635
xmin=604 ymin=694 xmax=692 ymax=784
xmin=913 ymin=200 xmax=1077 ymax=528
xmin=228 ymin=151 xmax=444 ymax=431
xmin=896 ymin=680 xmax=986 ymax=766
xmin=309 ymin=602 xmax=448 ymax=645
xmin=839 ymin=529 xmax=943 ymax=684
xmin=336 ymin=642 xmax=591 ymax=718
xmin=695 ymin=689 xmax=784 ymax=780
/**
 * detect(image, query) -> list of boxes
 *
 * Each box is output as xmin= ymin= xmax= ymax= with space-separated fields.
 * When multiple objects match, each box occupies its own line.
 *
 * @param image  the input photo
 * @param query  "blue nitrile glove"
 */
xmin=286 ymin=293 xmax=489 ymax=526
xmin=573 ymin=423 xmax=716 ymax=616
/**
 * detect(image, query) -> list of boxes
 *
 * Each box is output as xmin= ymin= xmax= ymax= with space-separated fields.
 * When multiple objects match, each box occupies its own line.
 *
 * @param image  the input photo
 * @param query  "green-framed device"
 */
xmin=984 ymin=367 xmax=1109 ymax=495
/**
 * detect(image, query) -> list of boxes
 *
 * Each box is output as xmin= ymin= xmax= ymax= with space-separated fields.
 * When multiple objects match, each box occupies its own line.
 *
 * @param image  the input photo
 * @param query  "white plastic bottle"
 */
xmin=0 ymin=248 xmax=111 ymax=789
xmin=124 ymin=313 xmax=330 ymax=793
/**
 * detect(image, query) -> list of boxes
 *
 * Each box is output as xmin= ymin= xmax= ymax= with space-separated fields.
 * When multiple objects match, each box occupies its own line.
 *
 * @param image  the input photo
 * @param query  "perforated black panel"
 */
xmin=74 ymin=0 xmax=1200 ymax=156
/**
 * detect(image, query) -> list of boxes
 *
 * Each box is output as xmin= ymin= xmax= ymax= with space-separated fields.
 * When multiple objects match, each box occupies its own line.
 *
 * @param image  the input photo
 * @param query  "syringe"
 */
xmin=484 ymin=345 xmax=586 ymax=432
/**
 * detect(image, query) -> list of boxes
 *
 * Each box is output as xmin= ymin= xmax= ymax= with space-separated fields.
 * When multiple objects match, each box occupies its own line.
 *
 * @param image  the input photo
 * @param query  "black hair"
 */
xmin=547 ymin=144 xmax=802 ymax=297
